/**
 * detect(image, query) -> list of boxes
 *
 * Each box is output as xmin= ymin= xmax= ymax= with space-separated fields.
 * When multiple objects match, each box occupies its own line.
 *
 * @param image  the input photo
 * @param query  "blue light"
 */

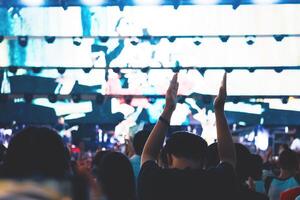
xmin=22 ymin=0 xmax=44 ymax=6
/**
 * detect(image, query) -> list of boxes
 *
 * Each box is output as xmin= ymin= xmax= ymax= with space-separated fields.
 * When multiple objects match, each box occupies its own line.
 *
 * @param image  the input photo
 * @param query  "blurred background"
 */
xmin=0 ymin=0 xmax=300 ymax=154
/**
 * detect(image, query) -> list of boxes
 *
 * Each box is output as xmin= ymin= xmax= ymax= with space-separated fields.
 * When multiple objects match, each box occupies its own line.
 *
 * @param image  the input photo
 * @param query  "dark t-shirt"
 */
xmin=238 ymin=185 xmax=269 ymax=200
xmin=138 ymin=160 xmax=236 ymax=200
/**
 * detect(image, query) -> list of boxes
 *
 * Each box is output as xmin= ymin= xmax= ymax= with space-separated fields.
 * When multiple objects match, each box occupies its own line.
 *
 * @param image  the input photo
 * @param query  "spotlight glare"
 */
xmin=252 ymin=0 xmax=278 ymax=4
xmin=194 ymin=0 xmax=219 ymax=5
xmin=22 ymin=0 xmax=44 ymax=6
xmin=135 ymin=0 xmax=161 ymax=5
xmin=81 ymin=0 xmax=104 ymax=6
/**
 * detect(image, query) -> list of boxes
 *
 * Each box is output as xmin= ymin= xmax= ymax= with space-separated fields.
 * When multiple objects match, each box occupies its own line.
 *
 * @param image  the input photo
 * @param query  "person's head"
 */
xmin=248 ymin=154 xmax=263 ymax=181
xmin=204 ymin=143 xmax=219 ymax=169
xmin=163 ymin=132 xmax=208 ymax=169
xmin=205 ymin=143 xmax=252 ymax=183
xmin=133 ymin=130 xmax=150 ymax=156
xmin=3 ymin=126 xmax=70 ymax=179
xmin=279 ymin=149 xmax=298 ymax=172
xmin=94 ymin=151 xmax=136 ymax=200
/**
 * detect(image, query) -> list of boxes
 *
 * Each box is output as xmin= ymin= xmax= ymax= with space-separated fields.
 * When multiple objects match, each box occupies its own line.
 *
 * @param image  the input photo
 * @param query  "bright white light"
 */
xmin=194 ymin=0 xmax=219 ymax=5
xmin=135 ymin=0 xmax=162 ymax=6
xmin=255 ymin=128 xmax=269 ymax=151
xmin=81 ymin=0 xmax=104 ymax=6
xmin=224 ymin=102 xmax=264 ymax=115
xmin=252 ymin=0 xmax=278 ymax=4
xmin=22 ymin=0 xmax=44 ymax=6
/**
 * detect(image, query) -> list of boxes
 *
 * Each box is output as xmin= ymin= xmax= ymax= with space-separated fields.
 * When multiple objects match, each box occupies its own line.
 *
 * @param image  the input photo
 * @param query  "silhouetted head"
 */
xmin=133 ymin=130 xmax=150 ymax=156
xmin=248 ymin=154 xmax=263 ymax=180
xmin=3 ymin=126 xmax=70 ymax=179
xmin=164 ymin=132 xmax=208 ymax=169
xmin=279 ymin=149 xmax=298 ymax=172
xmin=95 ymin=152 xmax=136 ymax=200
xmin=205 ymin=142 xmax=252 ymax=183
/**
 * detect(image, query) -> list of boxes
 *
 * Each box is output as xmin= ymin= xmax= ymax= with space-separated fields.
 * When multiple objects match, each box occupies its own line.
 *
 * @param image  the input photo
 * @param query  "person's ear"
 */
xmin=167 ymin=154 xmax=173 ymax=168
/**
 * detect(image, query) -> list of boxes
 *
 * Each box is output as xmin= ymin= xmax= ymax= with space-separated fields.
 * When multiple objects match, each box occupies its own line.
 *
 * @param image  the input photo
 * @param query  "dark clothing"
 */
xmin=138 ymin=160 xmax=236 ymax=200
xmin=238 ymin=184 xmax=269 ymax=200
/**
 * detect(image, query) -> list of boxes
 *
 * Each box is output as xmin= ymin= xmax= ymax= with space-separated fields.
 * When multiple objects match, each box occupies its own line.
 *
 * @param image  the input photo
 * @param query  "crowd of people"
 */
xmin=0 ymin=73 xmax=299 ymax=200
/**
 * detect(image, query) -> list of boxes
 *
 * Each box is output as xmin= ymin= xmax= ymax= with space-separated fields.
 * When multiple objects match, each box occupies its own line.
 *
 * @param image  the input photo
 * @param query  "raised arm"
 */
xmin=214 ymin=74 xmax=236 ymax=167
xmin=141 ymin=74 xmax=179 ymax=165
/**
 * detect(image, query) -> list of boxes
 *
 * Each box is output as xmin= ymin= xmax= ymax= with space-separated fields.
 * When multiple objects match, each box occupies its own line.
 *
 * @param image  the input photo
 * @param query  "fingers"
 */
xmin=222 ymin=73 xmax=227 ymax=92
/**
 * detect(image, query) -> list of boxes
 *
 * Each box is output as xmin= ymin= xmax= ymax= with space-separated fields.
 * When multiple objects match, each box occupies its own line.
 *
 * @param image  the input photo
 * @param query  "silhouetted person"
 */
xmin=94 ymin=151 xmax=136 ymax=200
xmin=2 ymin=126 xmax=70 ymax=179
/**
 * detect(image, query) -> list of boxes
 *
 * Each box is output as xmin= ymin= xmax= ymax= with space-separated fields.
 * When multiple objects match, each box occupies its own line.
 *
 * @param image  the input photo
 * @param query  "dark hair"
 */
xmin=205 ymin=143 xmax=219 ymax=169
xmin=164 ymin=132 xmax=208 ymax=162
xmin=133 ymin=130 xmax=150 ymax=156
xmin=95 ymin=152 xmax=136 ymax=200
xmin=248 ymin=154 xmax=263 ymax=180
xmin=279 ymin=149 xmax=298 ymax=171
xmin=205 ymin=143 xmax=251 ymax=183
xmin=3 ymin=126 xmax=70 ymax=179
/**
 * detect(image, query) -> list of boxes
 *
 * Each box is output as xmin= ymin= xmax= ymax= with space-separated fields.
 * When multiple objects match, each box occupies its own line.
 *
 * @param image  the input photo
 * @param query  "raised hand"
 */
xmin=165 ymin=73 xmax=179 ymax=113
xmin=214 ymin=73 xmax=227 ymax=111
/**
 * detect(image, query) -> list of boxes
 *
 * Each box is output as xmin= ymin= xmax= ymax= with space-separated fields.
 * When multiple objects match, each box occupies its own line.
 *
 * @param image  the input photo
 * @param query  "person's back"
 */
xmin=130 ymin=130 xmax=150 ymax=180
xmin=139 ymin=158 xmax=235 ymax=200
xmin=94 ymin=151 xmax=136 ymax=200
xmin=267 ymin=149 xmax=300 ymax=200
xmin=138 ymin=74 xmax=237 ymax=200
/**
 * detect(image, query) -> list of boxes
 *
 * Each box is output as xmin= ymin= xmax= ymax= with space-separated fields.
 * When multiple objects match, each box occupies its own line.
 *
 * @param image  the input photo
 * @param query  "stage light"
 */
xmin=232 ymin=0 xmax=241 ymax=10
xmin=245 ymin=35 xmax=255 ymax=45
xmin=81 ymin=0 xmax=105 ymax=6
xmin=248 ymin=68 xmax=256 ymax=73
xmin=167 ymin=36 xmax=176 ymax=43
xmin=225 ymin=68 xmax=233 ymax=73
xmin=8 ymin=66 xmax=18 ymax=74
xmin=18 ymin=36 xmax=28 ymax=47
xmin=72 ymin=94 xmax=81 ymax=103
xmin=141 ymin=66 xmax=150 ymax=73
xmin=118 ymin=0 xmax=125 ymax=11
xmin=31 ymin=67 xmax=42 ymax=73
xmin=273 ymin=34 xmax=287 ymax=42
xmin=196 ymin=68 xmax=206 ymax=77
xmin=172 ymin=61 xmax=181 ymax=73
xmin=281 ymin=96 xmax=289 ymax=104
xmin=22 ymin=0 xmax=44 ymax=6
xmin=135 ymin=0 xmax=161 ymax=5
xmin=219 ymin=35 xmax=230 ymax=43
xmin=173 ymin=0 xmax=180 ymax=9
xmin=0 ymin=36 xmax=4 ymax=43
xmin=72 ymin=37 xmax=82 ymax=46
xmin=48 ymin=94 xmax=57 ymax=103
xmin=57 ymin=67 xmax=66 ymax=75
xmin=130 ymin=37 xmax=139 ymax=46
xmin=98 ymin=36 xmax=109 ymax=43
xmin=193 ymin=36 xmax=203 ymax=46
xmin=45 ymin=36 xmax=56 ymax=44
xmin=112 ymin=67 xmax=121 ymax=74
xmin=83 ymin=68 xmax=92 ymax=73
xmin=274 ymin=67 xmax=283 ymax=73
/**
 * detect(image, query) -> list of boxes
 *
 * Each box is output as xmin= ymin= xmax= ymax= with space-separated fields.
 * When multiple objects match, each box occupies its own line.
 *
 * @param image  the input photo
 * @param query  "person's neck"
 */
xmin=279 ymin=169 xmax=295 ymax=179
